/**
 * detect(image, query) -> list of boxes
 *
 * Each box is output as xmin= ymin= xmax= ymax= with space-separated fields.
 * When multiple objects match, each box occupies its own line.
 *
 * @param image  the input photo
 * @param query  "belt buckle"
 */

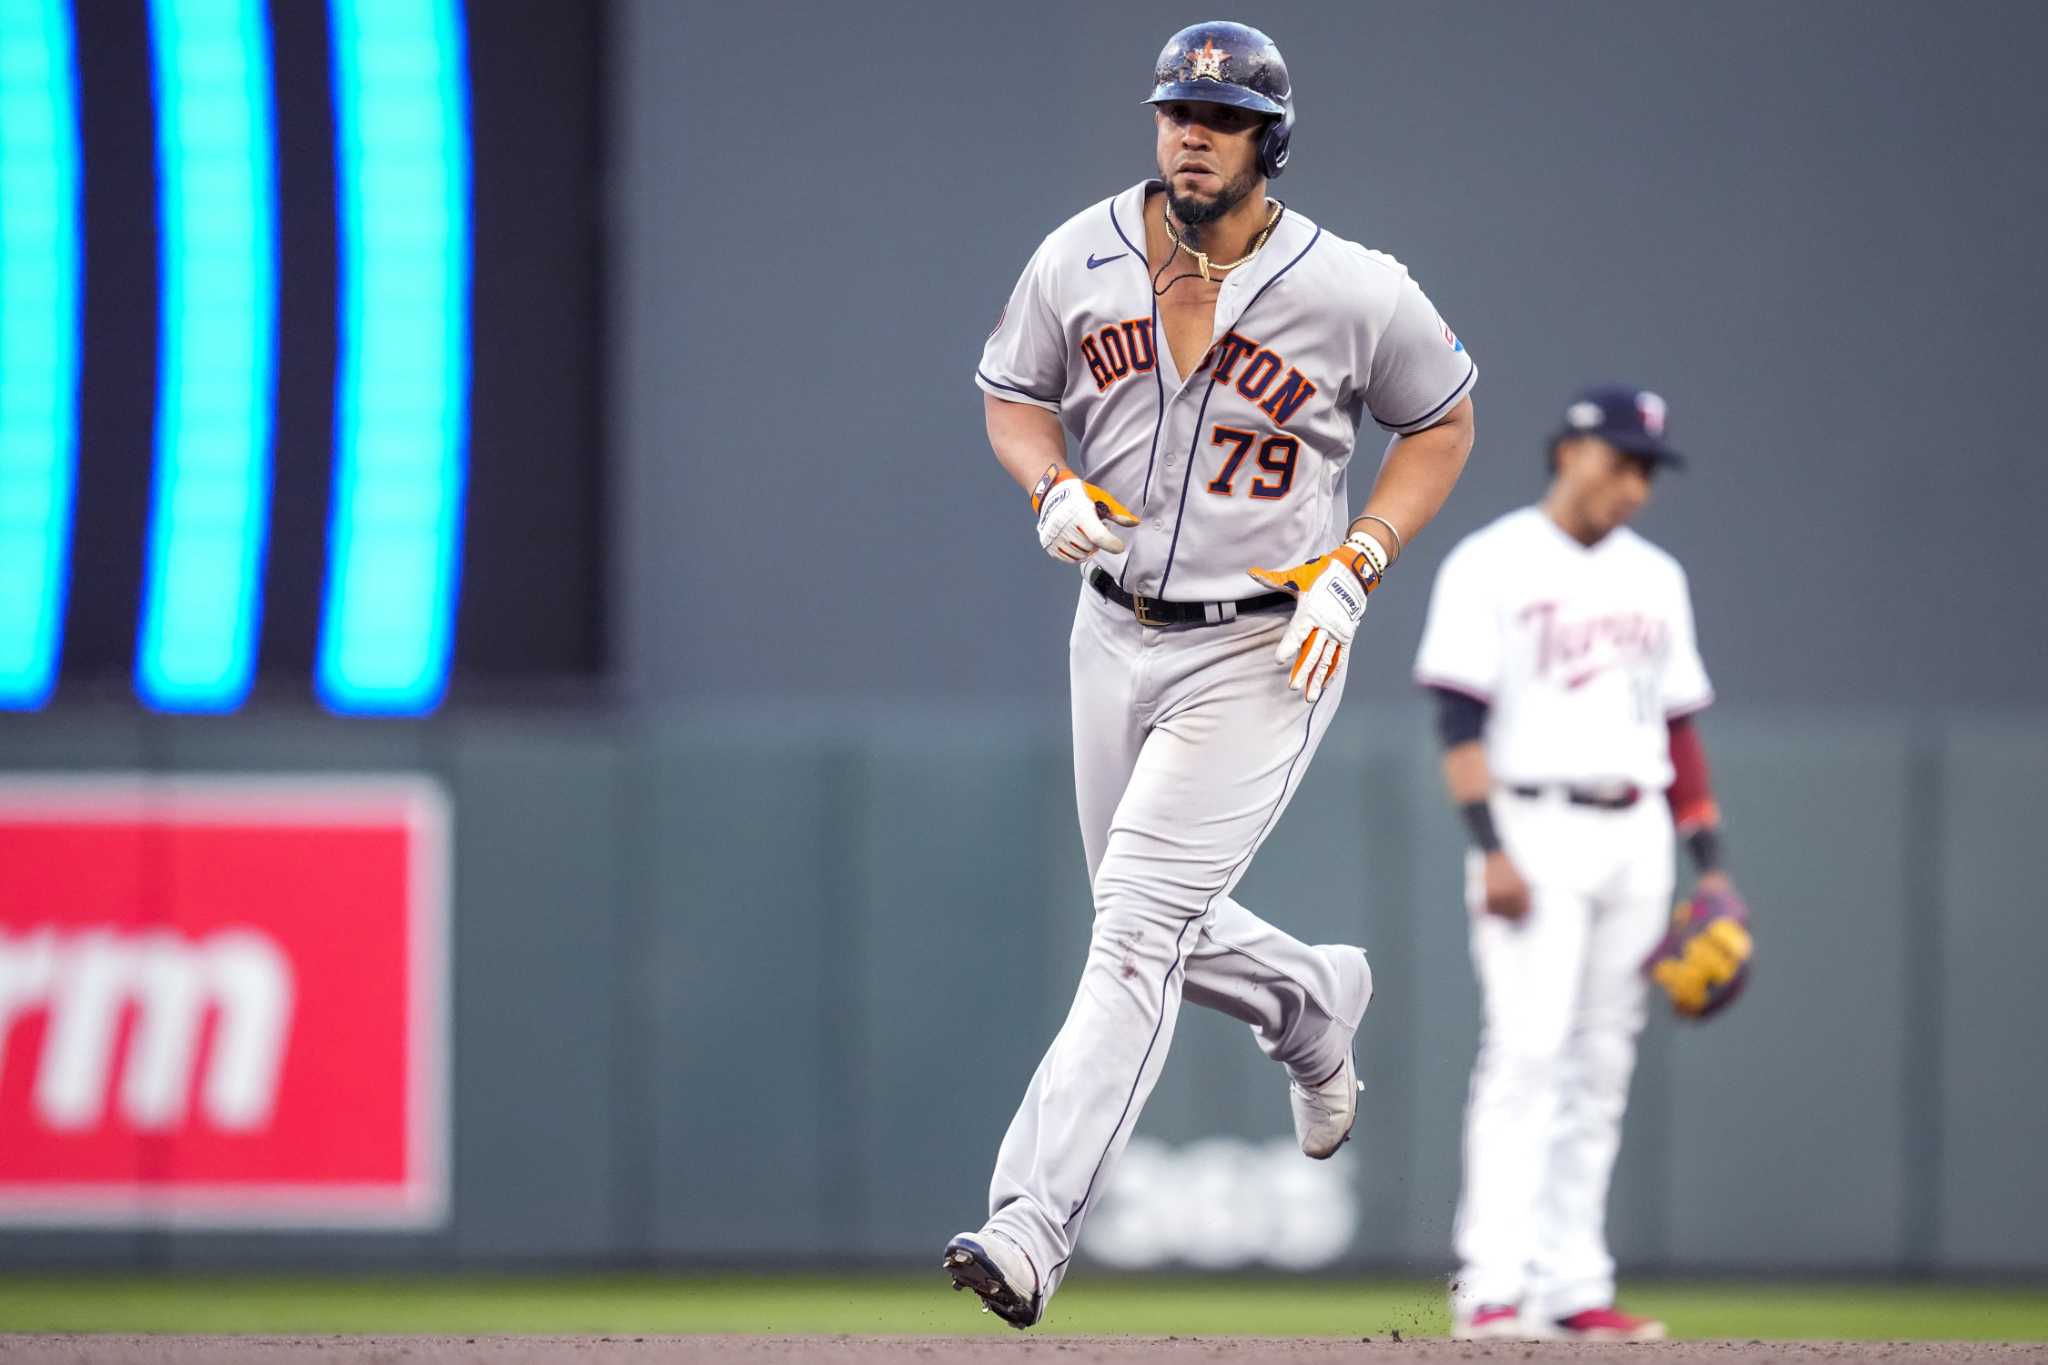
xmin=1131 ymin=594 xmax=1170 ymax=627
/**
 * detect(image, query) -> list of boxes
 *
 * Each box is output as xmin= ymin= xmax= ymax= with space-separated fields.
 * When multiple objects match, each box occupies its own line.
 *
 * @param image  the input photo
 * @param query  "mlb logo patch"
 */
xmin=1442 ymin=323 xmax=1463 ymax=353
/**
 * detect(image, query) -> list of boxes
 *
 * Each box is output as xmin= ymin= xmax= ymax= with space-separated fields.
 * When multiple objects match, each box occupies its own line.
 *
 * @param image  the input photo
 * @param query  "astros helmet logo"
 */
xmin=1183 ymin=37 xmax=1228 ymax=81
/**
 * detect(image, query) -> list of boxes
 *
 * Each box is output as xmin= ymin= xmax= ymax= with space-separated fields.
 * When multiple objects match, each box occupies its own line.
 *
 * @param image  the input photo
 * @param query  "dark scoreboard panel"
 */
xmin=0 ymin=0 xmax=603 ymax=715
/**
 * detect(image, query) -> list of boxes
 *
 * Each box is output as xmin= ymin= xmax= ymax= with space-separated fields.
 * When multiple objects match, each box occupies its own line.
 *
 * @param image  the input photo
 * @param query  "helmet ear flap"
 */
xmin=1260 ymin=103 xmax=1294 ymax=179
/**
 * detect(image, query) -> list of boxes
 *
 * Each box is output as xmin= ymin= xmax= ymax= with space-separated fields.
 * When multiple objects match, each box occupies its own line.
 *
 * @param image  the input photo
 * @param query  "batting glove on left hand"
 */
xmin=1246 ymin=537 xmax=1384 ymax=703
xmin=1033 ymin=465 xmax=1140 ymax=566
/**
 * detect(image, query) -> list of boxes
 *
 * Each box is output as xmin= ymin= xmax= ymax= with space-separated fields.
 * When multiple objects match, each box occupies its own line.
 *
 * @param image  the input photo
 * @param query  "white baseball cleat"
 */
xmin=1290 ymin=1052 xmax=1360 ymax=1159
xmin=942 ymin=1230 xmax=1041 ymax=1330
xmin=1289 ymin=947 xmax=1372 ymax=1159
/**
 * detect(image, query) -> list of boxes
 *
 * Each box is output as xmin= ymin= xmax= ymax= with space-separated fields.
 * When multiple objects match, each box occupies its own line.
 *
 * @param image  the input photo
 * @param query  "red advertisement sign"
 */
xmin=0 ymin=777 xmax=448 ymax=1228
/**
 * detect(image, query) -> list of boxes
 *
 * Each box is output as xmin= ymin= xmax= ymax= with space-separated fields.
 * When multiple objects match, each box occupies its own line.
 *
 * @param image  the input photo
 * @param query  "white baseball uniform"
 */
xmin=1413 ymin=505 xmax=1712 ymax=1321
xmin=972 ymin=179 xmax=1475 ymax=1307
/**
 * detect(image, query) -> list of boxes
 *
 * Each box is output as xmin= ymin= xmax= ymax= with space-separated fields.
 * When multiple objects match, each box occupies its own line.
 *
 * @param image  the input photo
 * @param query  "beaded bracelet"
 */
xmin=1352 ymin=513 xmax=1404 ymax=562
xmin=1342 ymin=530 xmax=1389 ymax=579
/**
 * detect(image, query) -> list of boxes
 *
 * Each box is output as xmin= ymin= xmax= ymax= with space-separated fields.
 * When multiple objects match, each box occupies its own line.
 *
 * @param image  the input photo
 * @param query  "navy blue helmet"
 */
xmin=1143 ymin=21 xmax=1295 ymax=179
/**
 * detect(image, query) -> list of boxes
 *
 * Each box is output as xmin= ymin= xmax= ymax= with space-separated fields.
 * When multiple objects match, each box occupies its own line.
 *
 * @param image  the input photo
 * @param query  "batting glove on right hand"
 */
xmin=1033 ymin=465 xmax=1139 ymax=566
xmin=1246 ymin=537 xmax=1384 ymax=704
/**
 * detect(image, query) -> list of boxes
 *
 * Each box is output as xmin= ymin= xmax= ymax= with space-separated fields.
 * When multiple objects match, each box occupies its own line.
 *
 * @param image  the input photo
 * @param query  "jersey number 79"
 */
xmin=1205 ymin=424 xmax=1300 ymax=501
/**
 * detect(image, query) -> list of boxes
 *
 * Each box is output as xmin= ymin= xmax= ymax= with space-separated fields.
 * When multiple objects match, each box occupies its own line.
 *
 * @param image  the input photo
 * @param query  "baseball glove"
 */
xmin=1645 ymin=883 xmax=1753 ymax=1020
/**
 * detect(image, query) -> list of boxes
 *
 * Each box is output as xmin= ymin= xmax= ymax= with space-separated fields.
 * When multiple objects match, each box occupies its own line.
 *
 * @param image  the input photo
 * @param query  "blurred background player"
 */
xmin=1412 ymin=386 xmax=1733 ymax=1341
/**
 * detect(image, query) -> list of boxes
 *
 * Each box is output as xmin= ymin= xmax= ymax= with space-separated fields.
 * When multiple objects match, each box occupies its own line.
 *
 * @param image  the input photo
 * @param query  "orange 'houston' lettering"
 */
xmin=1211 ymin=332 xmax=1259 ymax=385
xmin=1081 ymin=335 xmax=1113 ymax=391
xmin=1260 ymin=368 xmax=1317 ymax=428
xmin=1235 ymin=350 xmax=1281 ymax=402
xmin=1080 ymin=319 xmax=1157 ymax=395
xmin=1122 ymin=320 xmax=1156 ymax=372
xmin=1101 ymin=326 xmax=1130 ymax=378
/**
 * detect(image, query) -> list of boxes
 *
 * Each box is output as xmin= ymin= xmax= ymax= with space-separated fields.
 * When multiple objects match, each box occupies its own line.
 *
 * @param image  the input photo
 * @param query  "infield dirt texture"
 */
xmin=4 ymin=1278 xmax=2044 ymax=1361
xmin=3 ymin=1338 xmax=2046 ymax=1363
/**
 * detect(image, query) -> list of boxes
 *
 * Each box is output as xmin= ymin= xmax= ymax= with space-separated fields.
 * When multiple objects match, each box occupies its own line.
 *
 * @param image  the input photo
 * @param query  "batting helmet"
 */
xmin=1144 ymin=20 xmax=1295 ymax=180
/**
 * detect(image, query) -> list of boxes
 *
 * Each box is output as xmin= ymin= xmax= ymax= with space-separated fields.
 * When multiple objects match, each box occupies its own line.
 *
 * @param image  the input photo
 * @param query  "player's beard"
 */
xmin=1165 ymin=164 xmax=1258 ymax=236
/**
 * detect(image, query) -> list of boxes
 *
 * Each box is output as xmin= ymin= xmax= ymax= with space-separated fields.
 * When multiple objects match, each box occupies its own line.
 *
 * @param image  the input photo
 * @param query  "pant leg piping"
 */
xmin=1052 ymin=692 xmax=1326 ymax=1275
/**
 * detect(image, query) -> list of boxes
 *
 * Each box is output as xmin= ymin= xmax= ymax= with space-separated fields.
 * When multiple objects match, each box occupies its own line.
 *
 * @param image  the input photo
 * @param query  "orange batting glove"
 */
xmin=1032 ymin=464 xmax=1139 ymax=566
xmin=1246 ymin=535 xmax=1386 ymax=703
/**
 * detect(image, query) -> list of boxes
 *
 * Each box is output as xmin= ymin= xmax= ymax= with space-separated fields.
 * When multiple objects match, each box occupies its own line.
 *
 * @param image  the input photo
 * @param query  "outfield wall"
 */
xmin=0 ymin=702 xmax=2040 ymax=1276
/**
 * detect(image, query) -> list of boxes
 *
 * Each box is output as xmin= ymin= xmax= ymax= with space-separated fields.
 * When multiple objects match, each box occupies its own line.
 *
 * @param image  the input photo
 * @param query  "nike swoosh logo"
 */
xmin=1565 ymin=666 xmax=1607 ymax=690
xmin=1086 ymin=252 xmax=1127 ymax=270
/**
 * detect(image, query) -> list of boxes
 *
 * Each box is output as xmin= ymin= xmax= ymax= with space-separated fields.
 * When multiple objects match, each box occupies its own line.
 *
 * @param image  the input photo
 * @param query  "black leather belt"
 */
xmin=1508 ymin=783 xmax=1642 ymax=810
xmin=1089 ymin=568 xmax=1293 ymax=629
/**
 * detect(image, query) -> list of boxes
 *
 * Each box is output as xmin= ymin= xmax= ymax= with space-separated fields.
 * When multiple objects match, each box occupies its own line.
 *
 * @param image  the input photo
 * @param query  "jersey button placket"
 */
xmin=1142 ymin=417 xmax=1185 ymax=598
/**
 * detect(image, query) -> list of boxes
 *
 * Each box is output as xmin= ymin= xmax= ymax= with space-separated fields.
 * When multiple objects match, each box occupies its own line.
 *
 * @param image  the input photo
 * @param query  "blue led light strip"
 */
xmin=318 ymin=0 xmax=471 ymax=715
xmin=0 ymin=0 xmax=82 ymax=710
xmin=136 ymin=0 xmax=279 ymax=711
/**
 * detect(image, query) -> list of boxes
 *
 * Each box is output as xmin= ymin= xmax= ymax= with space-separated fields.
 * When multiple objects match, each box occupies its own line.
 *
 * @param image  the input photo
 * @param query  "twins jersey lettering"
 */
xmin=978 ymin=180 xmax=1476 ymax=602
xmin=1413 ymin=507 xmax=1712 ymax=789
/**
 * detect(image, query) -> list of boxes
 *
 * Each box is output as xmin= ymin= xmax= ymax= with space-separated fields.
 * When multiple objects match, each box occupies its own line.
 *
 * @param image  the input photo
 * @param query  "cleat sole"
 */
xmin=941 ymin=1237 xmax=1037 ymax=1330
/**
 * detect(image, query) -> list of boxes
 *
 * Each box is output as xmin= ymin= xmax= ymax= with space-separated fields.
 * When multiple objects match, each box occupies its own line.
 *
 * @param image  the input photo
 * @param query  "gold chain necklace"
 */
xmin=1162 ymin=200 xmax=1284 ymax=283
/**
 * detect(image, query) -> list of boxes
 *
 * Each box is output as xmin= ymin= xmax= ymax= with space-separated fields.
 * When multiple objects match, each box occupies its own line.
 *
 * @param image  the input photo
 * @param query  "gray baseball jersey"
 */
xmin=978 ymin=179 xmax=1476 ymax=600
xmin=963 ymin=181 xmax=1475 ymax=1315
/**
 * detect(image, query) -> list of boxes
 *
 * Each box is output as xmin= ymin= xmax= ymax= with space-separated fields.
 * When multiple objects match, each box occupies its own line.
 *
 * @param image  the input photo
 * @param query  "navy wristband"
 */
xmin=1686 ymin=826 xmax=1723 ymax=874
xmin=1460 ymin=799 xmax=1502 ymax=854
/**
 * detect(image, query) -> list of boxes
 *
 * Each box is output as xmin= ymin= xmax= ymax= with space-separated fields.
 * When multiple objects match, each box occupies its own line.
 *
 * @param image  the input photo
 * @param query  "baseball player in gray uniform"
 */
xmin=944 ymin=20 xmax=1478 ymax=1328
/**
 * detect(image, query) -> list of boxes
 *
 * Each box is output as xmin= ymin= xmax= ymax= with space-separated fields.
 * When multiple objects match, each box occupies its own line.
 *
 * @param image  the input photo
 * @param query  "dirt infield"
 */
xmin=2 ymin=1338 xmax=2042 ymax=1364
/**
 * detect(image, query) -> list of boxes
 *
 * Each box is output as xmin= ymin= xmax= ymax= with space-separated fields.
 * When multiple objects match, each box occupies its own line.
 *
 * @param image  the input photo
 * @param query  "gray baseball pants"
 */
xmin=980 ymin=582 xmax=1372 ymax=1305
